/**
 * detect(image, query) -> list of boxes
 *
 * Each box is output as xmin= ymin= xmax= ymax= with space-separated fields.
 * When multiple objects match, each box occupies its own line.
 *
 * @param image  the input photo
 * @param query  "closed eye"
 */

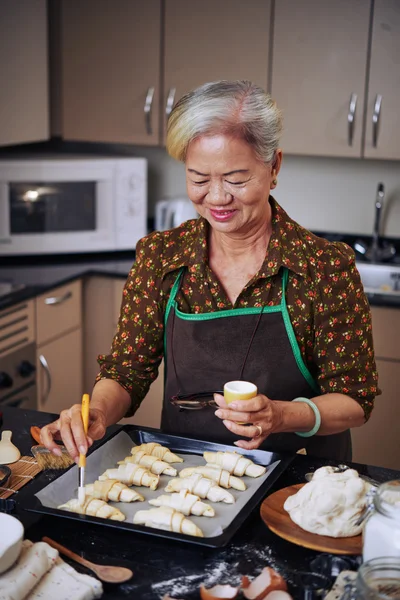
xmin=192 ymin=180 xmax=209 ymax=185
xmin=226 ymin=180 xmax=246 ymax=185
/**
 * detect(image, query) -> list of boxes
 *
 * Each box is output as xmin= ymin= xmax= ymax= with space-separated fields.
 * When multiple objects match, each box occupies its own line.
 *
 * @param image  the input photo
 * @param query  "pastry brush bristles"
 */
xmin=31 ymin=445 xmax=74 ymax=470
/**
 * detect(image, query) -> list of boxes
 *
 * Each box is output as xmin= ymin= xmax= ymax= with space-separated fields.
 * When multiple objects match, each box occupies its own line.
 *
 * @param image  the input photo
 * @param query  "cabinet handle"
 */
xmin=347 ymin=93 xmax=357 ymax=146
xmin=144 ymin=86 xmax=155 ymax=136
xmin=39 ymin=354 xmax=52 ymax=406
xmin=165 ymin=87 xmax=176 ymax=119
xmin=372 ymin=94 xmax=383 ymax=148
xmin=44 ymin=291 xmax=72 ymax=306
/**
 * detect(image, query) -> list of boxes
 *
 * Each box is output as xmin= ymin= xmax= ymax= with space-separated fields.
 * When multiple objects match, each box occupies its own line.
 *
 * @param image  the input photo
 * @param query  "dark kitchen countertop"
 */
xmin=0 ymin=250 xmax=136 ymax=311
xmin=2 ymin=229 xmax=400 ymax=310
xmin=2 ymin=407 xmax=400 ymax=600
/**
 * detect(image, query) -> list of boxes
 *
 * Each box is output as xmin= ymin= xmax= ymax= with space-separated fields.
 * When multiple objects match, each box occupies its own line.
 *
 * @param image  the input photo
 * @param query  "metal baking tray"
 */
xmin=19 ymin=425 xmax=293 ymax=548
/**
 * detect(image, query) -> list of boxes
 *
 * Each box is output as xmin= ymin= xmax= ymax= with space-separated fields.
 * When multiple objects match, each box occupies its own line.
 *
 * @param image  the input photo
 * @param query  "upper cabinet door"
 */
xmin=163 ymin=0 xmax=272 ymax=142
xmin=271 ymin=0 xmax=370 ymax=158
xmin=60 ymin=0 xmax=161 ymax=145
xmin=0 ymin=0 xmax=49 ymax=146
xmin=364 ymin=0 xmax=400 ymax=160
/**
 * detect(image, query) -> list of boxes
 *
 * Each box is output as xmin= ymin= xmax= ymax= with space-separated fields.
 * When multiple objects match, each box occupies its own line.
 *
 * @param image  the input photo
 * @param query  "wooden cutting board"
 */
xmin=260 ymin=483 xmax=362 ymax=555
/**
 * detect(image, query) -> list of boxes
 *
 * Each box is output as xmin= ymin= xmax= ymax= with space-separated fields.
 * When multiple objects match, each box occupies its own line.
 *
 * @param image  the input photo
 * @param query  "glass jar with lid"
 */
xmin=355 ymin=557 xmax=400 ymax=599
xmin=363 ymin=480 xmax=400 ymax=563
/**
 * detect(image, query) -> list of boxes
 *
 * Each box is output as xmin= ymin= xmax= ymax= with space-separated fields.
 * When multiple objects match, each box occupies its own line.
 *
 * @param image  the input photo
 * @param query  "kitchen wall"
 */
xmin=125 ymin=144 xmax=400 ymax=238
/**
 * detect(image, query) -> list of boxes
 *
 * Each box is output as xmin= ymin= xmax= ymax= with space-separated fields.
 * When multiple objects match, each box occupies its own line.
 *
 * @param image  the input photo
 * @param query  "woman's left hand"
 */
xmin=213 ymin=393 xmax=283 ymax=450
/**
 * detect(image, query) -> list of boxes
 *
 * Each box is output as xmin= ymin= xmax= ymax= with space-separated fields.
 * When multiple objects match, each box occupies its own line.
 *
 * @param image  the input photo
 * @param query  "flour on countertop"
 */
xmin=151 ymin=542 xmax=288 ymax=598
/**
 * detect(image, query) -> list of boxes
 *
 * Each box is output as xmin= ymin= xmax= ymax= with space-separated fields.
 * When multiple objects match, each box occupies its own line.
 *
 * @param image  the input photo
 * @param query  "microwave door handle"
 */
xmin=39 ymin=354 xmax=52 ymax=406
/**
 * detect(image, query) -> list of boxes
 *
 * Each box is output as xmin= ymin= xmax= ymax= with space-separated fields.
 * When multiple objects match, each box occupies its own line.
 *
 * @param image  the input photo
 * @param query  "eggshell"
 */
xmin=242 ymin=567 xmax=287 ymax=600
xmin=200 ymin=583 xmax=239 ymax=600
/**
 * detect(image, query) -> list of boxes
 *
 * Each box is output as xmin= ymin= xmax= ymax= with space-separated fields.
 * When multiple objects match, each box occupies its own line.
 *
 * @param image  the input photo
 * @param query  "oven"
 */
xmin=0 ymin=343 xmax=36 ymax=410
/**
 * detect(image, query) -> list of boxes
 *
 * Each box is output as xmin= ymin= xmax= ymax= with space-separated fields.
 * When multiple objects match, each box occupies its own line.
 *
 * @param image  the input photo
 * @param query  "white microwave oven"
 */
xmin=0 ymin=156 xmax=147 ymax=255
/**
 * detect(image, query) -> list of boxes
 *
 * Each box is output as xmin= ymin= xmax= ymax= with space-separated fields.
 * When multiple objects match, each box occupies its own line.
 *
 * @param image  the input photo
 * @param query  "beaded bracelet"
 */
xmin=293 ymin=397 xmax=321 ymax=438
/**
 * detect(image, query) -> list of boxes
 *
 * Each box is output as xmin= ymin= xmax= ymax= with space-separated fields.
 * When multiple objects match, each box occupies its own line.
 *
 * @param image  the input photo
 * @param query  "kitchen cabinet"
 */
xmin=271 ymin=0 xmax=370 ymax=158
xmin=58 ymin=0 xmax=161 ymax=145
xmin=83 ymin=276 xmax=163 ymax=428
xmin=56 ymin=0 xmax=271 ymax=145
xmin=36 ymin=281 xmax=83 ymax=412
xmin=272 ymin=0 xmax=400 ymax=160
xmin=351 ymin=306 xmax=400 ymax=470
xmin=162 ymin=0 xmax=271 ymax=141
xmin=364 ymin=0 xmax=400 ymax=160
xmin=0 ymin=0 xmax=49 ymax=146
xmin=36 ymin=328 xmax=82 ymax=415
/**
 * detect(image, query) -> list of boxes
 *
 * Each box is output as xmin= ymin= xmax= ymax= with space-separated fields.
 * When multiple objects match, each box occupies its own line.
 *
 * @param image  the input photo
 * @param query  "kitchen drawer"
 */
xmin=370 ymin=306 xmax=400 ymax=361
xmin=0 ymin=300 xmax=35 ymax=357
xmin=36 ymin=280 xmax=82 ymax=346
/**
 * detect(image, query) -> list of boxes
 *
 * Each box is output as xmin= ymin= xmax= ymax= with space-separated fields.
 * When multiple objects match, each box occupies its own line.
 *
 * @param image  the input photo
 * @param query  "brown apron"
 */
xmin=161 ymin=268 xmax=351 ymax=461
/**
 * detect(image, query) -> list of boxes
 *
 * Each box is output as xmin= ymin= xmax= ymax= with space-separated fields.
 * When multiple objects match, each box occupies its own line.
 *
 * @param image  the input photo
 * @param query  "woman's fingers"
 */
xmin=40 ymin=420 xmax=63 ymax=455
xmin=222 ymin=419 xmax=270 ymax=439
xmin=234 ymin=437 xmax=265 ymax=450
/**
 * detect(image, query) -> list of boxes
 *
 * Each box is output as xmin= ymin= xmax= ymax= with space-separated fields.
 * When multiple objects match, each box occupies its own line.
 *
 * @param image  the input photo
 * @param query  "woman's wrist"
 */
xmin=273 ymin=399 xmax=316 ymax=434
xmin=91 ymin=379 xmax=131 ymax=426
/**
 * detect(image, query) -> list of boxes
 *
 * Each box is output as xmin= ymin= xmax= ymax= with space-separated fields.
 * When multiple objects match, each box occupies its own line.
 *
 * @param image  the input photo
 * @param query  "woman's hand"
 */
xmin=40 ymin=405 xmax=107 ymax=463
xmin=213 ymin=393 xmax=283 ymax=450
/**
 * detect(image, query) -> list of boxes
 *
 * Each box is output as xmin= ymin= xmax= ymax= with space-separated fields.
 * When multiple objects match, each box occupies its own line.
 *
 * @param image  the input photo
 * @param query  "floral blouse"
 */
xmin=97 ymin=197 xmax=379 ymax=420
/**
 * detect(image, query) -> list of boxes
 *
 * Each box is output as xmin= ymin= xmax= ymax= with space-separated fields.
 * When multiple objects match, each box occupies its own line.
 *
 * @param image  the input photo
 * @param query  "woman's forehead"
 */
xmin=186 ymin=133 xmax=260 ymax=169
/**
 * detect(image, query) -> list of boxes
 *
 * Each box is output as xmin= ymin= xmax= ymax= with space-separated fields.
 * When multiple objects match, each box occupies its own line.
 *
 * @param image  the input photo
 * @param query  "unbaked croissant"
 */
xmin=85 ymin=479 xmax=144 ymax=502
xmin=133 ymin=506 xmax=203 ymax=537
xmin=179 ymin=466 xmax=246 ymax=491
xmin=165 ymin=473 xmax=235 ymax=503
xmin=149 ymin=489 xmax=215 ymax=517
xmin=131 ymin=442 xmax=183 ymax=464
xmin=118 ymin=451 xmax=177 ymax=476
xmin=58 ymin=497 xmax=125 ymax=521
xmin=99 ymin=462 xmax=159 ymax=490
xmin=203 ymin=451 xmax=266 ymax=477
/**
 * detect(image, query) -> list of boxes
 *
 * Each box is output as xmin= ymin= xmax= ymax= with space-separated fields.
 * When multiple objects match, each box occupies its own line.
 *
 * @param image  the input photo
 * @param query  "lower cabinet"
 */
xmin=351 ymin=306 xmax=400 ymax=470
xmin=83 ymin=276 xmax=163 ymax=429
xmin=352 ymin=359 xmax=400 ymax=470
xmin=37 ymin=327 xmax=83 ymax=414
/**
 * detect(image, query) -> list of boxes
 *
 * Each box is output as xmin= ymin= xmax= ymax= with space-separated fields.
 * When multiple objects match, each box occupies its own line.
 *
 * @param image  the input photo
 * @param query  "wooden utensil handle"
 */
xmin=30 ymin=426 xmax=42 ymax=444
xmin=42 ymin=536 xmax=93 ymax=569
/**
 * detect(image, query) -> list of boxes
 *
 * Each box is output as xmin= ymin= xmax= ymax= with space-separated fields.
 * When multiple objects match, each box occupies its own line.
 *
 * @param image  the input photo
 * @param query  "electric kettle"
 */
xmin=155 ymin=198 xmax=198 ymax=231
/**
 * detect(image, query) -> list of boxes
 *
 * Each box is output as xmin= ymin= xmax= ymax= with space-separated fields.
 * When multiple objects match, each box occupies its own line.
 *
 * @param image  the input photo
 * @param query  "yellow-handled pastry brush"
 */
xmin=78 ymin=393 xmax=90 ymax=505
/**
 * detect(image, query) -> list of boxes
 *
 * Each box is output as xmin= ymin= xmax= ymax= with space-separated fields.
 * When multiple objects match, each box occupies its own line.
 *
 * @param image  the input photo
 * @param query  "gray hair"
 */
xmin=166 ymin=80 xmax=283 ymax=164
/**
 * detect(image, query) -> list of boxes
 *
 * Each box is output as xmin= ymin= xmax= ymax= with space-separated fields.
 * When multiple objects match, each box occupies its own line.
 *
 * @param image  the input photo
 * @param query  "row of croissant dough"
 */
xmin=57 ymin=442 xmax=266 ymax=538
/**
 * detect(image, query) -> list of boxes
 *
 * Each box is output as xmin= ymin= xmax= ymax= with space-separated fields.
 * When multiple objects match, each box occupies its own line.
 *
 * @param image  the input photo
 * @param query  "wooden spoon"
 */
xmin=42 ymin=536 xmax=133 ymax=583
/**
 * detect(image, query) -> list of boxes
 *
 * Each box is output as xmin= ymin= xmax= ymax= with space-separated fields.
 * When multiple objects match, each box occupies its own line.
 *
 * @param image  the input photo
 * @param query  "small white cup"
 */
xmin=223 ymin=380 xmax=258 ymax=405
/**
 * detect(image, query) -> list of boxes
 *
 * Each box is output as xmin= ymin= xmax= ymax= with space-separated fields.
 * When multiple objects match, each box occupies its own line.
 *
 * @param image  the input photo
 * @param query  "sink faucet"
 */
xmin=354 ymin=182 xmax=396 ymax=263
xmin=370 ymin=182 xmax=385 ymax=262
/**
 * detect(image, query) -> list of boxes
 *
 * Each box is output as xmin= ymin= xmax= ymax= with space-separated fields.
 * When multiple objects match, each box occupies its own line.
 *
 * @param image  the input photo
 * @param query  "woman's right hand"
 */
xmin=40 ymin=404 xmax=107 ymax=463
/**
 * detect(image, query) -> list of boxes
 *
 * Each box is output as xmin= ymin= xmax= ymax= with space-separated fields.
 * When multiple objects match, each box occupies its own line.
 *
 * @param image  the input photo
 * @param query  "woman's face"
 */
xmin=185 ymin=134 xmax=282 ymax=235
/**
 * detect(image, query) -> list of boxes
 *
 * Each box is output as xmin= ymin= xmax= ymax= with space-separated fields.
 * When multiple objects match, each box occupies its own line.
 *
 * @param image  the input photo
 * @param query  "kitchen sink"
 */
xmin=356 ymin=262 xmax=400 ymax=296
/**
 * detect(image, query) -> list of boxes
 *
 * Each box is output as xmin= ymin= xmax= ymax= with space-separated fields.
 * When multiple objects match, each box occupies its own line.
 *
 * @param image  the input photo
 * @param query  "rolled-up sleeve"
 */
xmin=96 ymin=235 xmax=166 ymax=417
xmin=313 ymin=243 xmax=379 ymax=421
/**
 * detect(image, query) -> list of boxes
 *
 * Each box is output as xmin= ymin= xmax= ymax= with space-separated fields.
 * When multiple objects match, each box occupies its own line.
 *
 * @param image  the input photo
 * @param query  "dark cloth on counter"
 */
xmin=96 ymin=197 xmax=379 ymax=421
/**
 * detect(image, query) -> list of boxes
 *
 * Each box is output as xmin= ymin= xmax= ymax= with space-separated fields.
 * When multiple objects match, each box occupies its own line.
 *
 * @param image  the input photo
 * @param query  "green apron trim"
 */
xmin=164 ymin=266 xmax=319 ymax=394
xmin=280 ymin=269 xmax=320 ymax=394
xmin=174 ymin=303 xmax=281 ymax=319
xmin=163 ymin=268 xmax=185 ymax=380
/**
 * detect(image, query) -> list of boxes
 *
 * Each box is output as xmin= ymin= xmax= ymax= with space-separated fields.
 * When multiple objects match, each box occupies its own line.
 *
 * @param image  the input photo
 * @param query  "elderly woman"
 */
xmin=42 ymin=80 xmax=378 ymax=462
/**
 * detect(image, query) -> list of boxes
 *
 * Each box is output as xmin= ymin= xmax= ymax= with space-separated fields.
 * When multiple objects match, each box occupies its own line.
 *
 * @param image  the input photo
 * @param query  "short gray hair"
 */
xmin=166 ymin=80 xmax=283 ymax=164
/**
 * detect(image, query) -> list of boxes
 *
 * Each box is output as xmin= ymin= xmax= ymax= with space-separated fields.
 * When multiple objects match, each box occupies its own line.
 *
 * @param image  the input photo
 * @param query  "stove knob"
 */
xmin=18 ymin=361 xmax=36 ymax=378
xmin=0 ymin=372 xmax=13 ymax=389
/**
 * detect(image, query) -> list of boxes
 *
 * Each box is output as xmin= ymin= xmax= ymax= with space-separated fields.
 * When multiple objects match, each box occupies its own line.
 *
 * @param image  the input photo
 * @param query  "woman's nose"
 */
xmin=208 ymin=181 xmax=231 ymax=205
